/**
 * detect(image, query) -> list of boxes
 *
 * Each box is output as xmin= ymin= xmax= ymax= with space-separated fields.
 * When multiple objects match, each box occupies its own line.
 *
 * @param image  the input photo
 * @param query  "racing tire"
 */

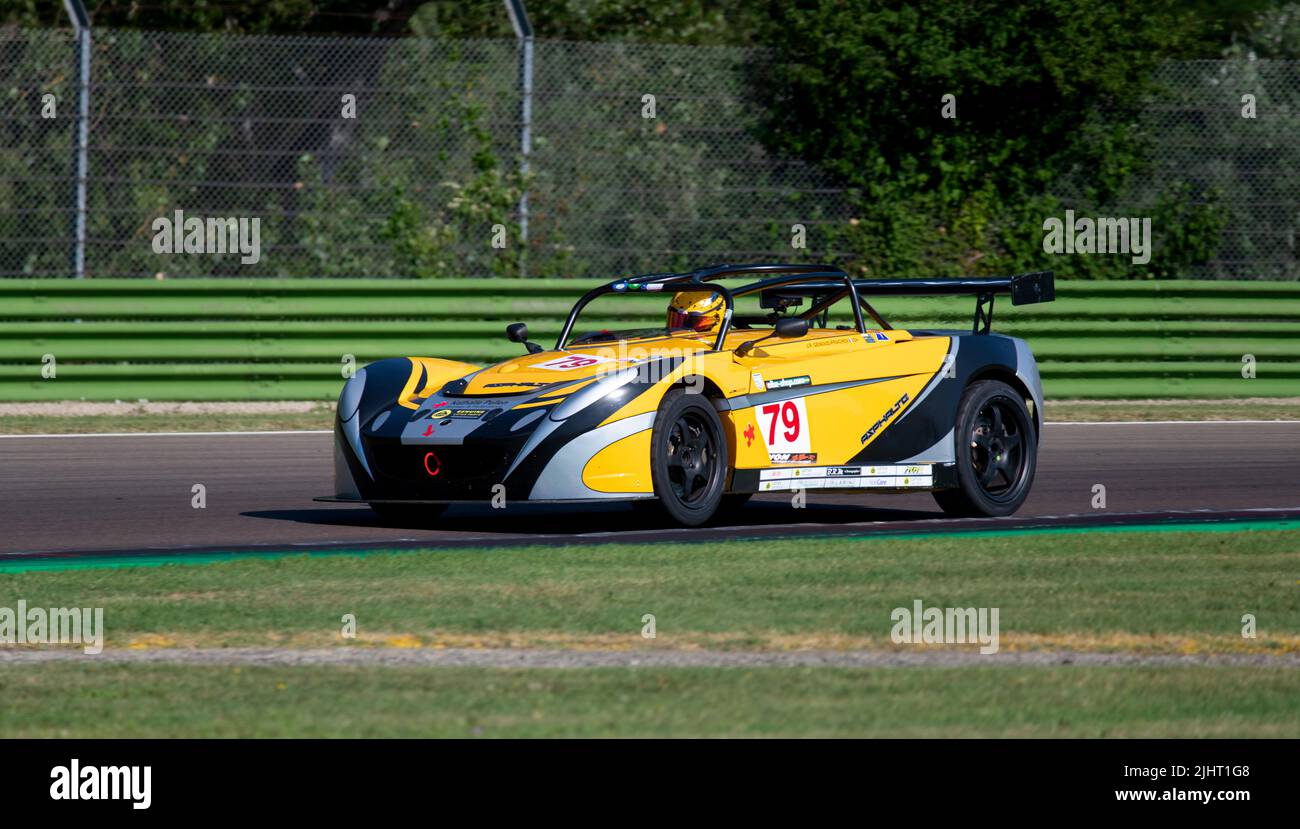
xmin=648 ymin=390 xmax=729 ymax=526
xmin=933 ymin=380 xmax=1037 ymax=518
xmin=369 ymin=502 xmax=447 ymax=526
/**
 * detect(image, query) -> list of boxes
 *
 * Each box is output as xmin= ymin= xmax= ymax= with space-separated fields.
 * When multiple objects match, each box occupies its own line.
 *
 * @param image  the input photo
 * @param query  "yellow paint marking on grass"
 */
xmin=94 ymin=629 xmax=1300 ymax=654
xmin=126 ymin=634 xmax=178 ymax=650
xmin=384 ymin=634 xmax=423 ymax=649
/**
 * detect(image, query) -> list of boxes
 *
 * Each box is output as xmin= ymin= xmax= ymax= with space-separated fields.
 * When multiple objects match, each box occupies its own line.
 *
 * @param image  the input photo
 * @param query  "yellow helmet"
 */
xmin=666 ymin=290 xmax=725 ymax=334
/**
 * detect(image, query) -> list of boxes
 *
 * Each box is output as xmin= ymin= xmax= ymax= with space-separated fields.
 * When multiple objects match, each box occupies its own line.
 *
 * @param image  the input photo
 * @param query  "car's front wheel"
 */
xmin=648 ymin=390 xmax=728 ymax=526
xmin=933 ymin=380 xmax=1037 ymax=518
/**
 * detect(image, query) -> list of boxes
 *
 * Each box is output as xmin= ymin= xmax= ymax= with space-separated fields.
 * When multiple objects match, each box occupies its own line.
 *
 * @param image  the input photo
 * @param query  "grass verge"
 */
xmin=3 ymin=528 xmax=1297 ymax=652
xmin=4 ymin=526 xmax=1297 ymax=737
xmin=1 ymin=663 xmax=1296 ymax=737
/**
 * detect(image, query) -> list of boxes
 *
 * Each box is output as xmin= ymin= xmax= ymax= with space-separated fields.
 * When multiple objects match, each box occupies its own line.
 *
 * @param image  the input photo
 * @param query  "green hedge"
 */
xmin=1 ymin=279 xmax=1296 ymax=401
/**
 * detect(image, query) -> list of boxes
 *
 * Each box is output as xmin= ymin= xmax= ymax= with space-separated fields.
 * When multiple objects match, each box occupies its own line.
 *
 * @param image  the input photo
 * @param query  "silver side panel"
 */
xmin=333 ymin=436 xmax=362 ymax=499
xmin=338 ymin=370 xmax=372 ymax=481
xmin=1012 ymin=337 xmax=1046 ymax=431
xmin=528 ymin=411 xmax=657 ymax=500
xmin=724 ymin=376 xmax=899 ymax=411
xmin=895 ymin=427 xmax=956 ymax=465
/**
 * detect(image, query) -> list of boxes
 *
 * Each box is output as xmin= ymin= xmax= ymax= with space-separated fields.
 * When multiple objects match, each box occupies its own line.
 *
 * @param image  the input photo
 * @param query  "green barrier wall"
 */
xmin=2 ymin=279 xmax=1296 ymax=401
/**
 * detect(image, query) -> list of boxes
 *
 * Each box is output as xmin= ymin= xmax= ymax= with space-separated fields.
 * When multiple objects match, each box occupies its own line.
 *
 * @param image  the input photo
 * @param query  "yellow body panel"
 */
xmin=557 ymin=327 xmax=952 ymax=476
xmin=730 ymin=334 xmax=949 ymax=468
xmin=410 ymin=326 xmax=951 ymax=495
xmin=582 ymin=428 xmax=654 ymax=493
xmin=397 ymin=358 xmax=481 ymax=409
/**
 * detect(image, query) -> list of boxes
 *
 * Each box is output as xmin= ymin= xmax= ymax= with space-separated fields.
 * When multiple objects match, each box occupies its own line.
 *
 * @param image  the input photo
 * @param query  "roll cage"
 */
xmin=555 ymin=263 xmax=1055 ymax=352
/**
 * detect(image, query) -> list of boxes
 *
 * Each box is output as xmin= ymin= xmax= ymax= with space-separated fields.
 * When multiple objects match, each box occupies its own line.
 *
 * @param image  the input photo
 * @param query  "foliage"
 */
xmin=756 ymin=0 xmax=1229 ymax=278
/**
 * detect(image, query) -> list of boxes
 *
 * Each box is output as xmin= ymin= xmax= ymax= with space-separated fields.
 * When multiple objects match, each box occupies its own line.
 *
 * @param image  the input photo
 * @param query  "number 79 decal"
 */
xmin=536 ymin=354 xmax=613 ymax=371
xmin=758 ymin=398 xmax=811 ymax=455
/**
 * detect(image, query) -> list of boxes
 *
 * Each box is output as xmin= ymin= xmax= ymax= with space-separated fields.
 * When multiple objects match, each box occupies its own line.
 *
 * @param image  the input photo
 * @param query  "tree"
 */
xmin=754 ymin=0 xmax=1225 ymax=277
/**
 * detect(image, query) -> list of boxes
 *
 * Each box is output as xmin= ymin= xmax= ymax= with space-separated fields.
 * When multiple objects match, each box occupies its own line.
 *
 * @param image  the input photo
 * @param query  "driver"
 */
xmin=666 ymin=290 xmax=725 ymax=334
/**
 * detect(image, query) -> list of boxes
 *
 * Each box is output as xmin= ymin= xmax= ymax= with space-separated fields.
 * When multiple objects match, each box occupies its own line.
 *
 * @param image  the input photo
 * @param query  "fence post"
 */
xmin=63 ymin=0 xmax=91 ymax=279
xmin=504 ymin=0 xmax=533 ymax=278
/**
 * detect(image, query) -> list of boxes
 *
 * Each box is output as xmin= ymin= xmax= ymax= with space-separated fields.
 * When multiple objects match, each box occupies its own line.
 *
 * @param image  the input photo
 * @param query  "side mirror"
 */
xmin=506 ymin=322 xmax=543 ymax=354
xmin=775 ymin=317 xmax=809 ymax=339
xmin=736 ymin=316 xmax=809 ymax=357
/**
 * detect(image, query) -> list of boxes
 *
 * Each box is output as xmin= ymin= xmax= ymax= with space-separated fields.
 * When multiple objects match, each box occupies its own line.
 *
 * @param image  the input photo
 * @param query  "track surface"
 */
xmin=2 ymin=423 xmax=1298 ymax=558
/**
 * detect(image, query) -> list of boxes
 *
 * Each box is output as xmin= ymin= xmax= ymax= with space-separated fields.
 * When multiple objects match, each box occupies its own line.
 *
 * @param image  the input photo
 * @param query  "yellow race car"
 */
xmin=324 ymin=263 xmax=1054 ymax=526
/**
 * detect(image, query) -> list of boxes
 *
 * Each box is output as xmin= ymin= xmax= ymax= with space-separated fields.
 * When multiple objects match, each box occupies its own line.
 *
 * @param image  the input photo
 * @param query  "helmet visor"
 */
xmin=667 ymin=309 xmax=715 ymax=332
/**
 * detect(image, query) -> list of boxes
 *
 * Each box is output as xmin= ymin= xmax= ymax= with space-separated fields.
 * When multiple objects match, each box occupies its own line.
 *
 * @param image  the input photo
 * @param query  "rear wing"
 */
xmin=580 ymin=264 xmax=1055 ymax=349
xmin=847 ymin=271 xmax=1054 ymax=306
xmin=855 ymin=271 xmax=1054 ymax=335
xmin=766 ymin=270 xmax=1055 ymax=335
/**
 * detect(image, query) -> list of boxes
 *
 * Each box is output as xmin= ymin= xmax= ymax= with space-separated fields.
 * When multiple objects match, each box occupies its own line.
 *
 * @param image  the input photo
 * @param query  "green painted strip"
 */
xmin=2 ymin=516 xmax=1296 ymax=575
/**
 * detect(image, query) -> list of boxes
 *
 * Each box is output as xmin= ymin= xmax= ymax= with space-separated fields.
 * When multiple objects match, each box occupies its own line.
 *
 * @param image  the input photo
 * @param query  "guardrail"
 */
xmin=2 ymin=279 xmax=1296 ymax=401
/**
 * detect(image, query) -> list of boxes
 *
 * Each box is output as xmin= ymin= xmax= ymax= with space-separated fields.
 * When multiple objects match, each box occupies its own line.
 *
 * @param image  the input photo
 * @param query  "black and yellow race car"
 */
xmin=322 ymin=263 xmax=1055 ymax=526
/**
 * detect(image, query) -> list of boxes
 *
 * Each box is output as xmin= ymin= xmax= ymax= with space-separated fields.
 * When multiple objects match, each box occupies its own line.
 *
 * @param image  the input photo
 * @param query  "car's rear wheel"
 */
xmin=369 ymin=502 xmax=447 ymax=526
xmin=648 ymin=390 xmax=728 ymax=526
xmin=933 ymin=380 xmax=1037 ymax=518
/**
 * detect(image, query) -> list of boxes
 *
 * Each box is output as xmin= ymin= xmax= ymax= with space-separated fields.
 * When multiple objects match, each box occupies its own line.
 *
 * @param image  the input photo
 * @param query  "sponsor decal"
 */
xmin=860 ymin=392 xmax=910 ymax=444
xmin=807 ymin=335 xmax=856 ymax=349
xmin=484 ymin=381 xmax=548 ymax=388
xmin=769 ymin=452 xmax=817 ymax=464
xmin=410 ymin=398 xmax=508 ymax=422
xmin=743 ymin=423 xmax=756 ymax=448
xmin=422 ymin=424 xmax=434 ymax=437
xmin=751 ymin=372 xmax=765 ymax=392
xmin=757 ymin=464 xmax=934 ymax=491
xmin=536 ymin=354 xmax=614 ymax=371
xmin=766 ymin=375 xmax=811 ymax=390
xmin=759 ymin=398 xmax=811 ymax=458
xmin=874 ymin=332 xmax=890 ymax=342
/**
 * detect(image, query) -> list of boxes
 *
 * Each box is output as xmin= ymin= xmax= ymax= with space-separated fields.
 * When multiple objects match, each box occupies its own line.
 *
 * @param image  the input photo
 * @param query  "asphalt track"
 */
xmin=1 ymin=422 xmax=1298 ymax=560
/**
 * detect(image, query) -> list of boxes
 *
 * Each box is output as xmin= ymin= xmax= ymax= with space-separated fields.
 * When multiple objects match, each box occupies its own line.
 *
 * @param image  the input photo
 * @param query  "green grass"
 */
xmin=4 ymin=527 xmax=1298 ymax=736
xmin=4 ymin=529 xmax=1298 ymax=650
xmin=1 ymin=663 xmax=1296 ymax=737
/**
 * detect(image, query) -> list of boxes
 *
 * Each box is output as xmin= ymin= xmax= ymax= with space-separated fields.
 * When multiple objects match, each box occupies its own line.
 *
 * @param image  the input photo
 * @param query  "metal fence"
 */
xmin=1 ymin=27 xmax=1297 ymax=279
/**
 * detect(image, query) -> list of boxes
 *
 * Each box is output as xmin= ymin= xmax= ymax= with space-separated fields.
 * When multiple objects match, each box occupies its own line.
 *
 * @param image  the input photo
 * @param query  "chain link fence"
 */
xmin=1 ymin=27 xmax=1297 ymax=279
